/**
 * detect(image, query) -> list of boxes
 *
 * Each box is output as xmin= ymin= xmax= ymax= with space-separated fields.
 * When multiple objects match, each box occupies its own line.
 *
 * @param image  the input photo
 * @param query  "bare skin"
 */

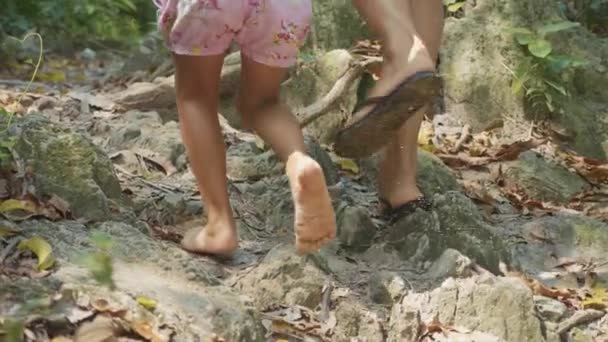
xmin=353 ymin=0 xmax=444 ymax=207
xmin=176 ymin=53 xmax=336 ymax=256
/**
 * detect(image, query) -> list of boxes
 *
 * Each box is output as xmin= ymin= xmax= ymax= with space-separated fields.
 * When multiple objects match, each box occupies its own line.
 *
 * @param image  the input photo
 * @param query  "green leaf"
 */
xmin=136 ymin=296 xmax=157 ymax=311
xmin=443 ymin=0 xmax=458 ymax=5
xmin=538 ymin=21 xmax=580 ymax=36
xmin=91 ymin=232 xmax=114 ymax=250
xmin=0 ymin=199 xmax=37 ymax=215
xmin=17 ymin=236 xmax=56 ymax=271
xmin=447 ymin=1 xmax=466 ymax=12
xmin=0 ymin=226 xmax=20 ymax=238
xmin=511 ymin=75 xmax=528 ymax=94
xmin=544 ymin=80 xmax=568 ymax=96
xmin=528 ymin=39 xmax=552 ymax=58
xmin=4 ymin=319 xmax=23 ymax=342
xmin=506 ymin=27 xmax=534 ymax=35
xmin=514 ymin=33 xmax=536 ymax=45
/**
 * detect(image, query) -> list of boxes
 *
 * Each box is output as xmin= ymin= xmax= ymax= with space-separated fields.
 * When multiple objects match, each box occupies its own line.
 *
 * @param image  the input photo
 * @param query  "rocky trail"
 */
xmin=2 ymin=1 xmax=608 ymax=341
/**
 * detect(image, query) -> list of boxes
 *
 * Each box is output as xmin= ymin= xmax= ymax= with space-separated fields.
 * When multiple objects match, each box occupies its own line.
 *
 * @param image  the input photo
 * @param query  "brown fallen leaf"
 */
xmin=131 ymin=321 xmax=166 ymax=342
xmin=134 ymin=149 xmax=178 ymax=176
xmin=46 ymin=194 xmax=71 ymax=218
xmin=74 ymin=315 xmax=118 ymax=342
xmin=490 ymin=138 xmax=547 ymax=161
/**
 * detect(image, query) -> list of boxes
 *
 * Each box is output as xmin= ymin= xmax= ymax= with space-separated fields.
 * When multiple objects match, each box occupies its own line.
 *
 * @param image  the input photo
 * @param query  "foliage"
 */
xmin=0 ymin=0 xmax=157 ymax=48
xmin=443 ymin=0 xmax=466 ymax=15
xmin=508 ymin=21 xmax=587 ymax=116
xmin=80 ymin=232 xmax=116 ymax=290
xmin=560 ymin=0 xmax=608 ymax=36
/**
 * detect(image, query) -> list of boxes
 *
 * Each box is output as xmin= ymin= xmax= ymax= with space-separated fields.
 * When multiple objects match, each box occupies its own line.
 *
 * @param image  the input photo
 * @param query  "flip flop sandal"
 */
xmin=379 ymin=196 xmax=433 ymax=225
xmin=333 ymin=71 xmax=441 ymax=159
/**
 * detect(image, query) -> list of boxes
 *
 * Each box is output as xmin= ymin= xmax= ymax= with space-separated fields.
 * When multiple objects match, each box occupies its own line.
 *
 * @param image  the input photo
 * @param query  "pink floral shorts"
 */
xmin=154 ymin=0 xmax=313 ymax=67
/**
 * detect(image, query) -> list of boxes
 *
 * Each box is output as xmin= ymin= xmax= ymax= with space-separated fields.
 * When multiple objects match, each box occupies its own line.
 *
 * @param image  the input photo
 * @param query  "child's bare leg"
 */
xmin=174 ymin=54 xmax=238 ymax=256
xmin=237 ymin=55 xmax=336 ymax=254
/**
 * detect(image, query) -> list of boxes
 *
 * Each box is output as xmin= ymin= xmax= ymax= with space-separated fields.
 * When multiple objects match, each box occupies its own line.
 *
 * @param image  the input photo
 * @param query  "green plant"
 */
xmin=560 ymin=0 xmax=608 ymax=36
xmin=443 ymin=0 xmax=466 ymax=14
xmin=508 ymin=21 xmax=587 ymax=115
xmin=1 ymin=0 xmax=156 ymax=49
xmin=80 ymin=232 xmax=116 ymax=290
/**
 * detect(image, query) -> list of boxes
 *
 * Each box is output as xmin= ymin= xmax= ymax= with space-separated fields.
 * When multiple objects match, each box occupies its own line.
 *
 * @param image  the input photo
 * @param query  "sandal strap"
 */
xmin=381 ymin=196 xmax=433 ymax=225
xmin=353 ymin=96 xmax=389 ymax=114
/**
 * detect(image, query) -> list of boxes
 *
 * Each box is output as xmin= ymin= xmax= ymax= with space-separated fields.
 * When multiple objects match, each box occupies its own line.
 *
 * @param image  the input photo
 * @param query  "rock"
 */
xmin=6 ymin=114 xmax=125 ymax=221
xmin=433 ymin=192 xmax=506 ymax=273
xmin=79 ymin=48 xmax=97 ymax=61
xmin=104 ymin=111 xmax=186 ymax=172
xmin=282 ymin=50 xmax=360 ymax=144
xmin=391 ymin=276 xmax=544 ymax=342
xmin=304 ymin=135 xmax=339 ymax=186
xmin=441 ymin=0 xmax=608 ymax=159
xmin=360 ymin=149 xmax=461 ymax=196
xmin=504 ymin=151 xmax=590 ymax=203
xmin=305 ymin=50 xmax=360 ymax=144
xmin=333 ymin=300 xmax=384 ymax=341
xmin=367 ymin=271 xmax=407 ymax=305
xmin=505 ymin=215 xmax=608 ymax=286
xmin=120 ymin=31 xmax=169 ymax=74
xmin=534 ymin=296 xmax=567 ymax=322
xmin=386 ymin=207 xmax=442 ymax=263
xmin=227 ymin=151 xmax=281 ymax=181
xmin=428 ymin=249 xmax=474 ymax=281
xmin=236 ymin=244 xmax=327 ymax=309
xmin=387 ymin=305 xmax=422 ymax=342
xmin=386 ymin=192 xmax=504 ymax=273
xmin=571 ymin=327 xmax=594 ymax=342
xmin=309 ymin=0 xmax=370 ymax=51
xmin=337 ymin=206 xmax=376 ymax=252
xmin=15 ymin=219 xmax=265 ymax=341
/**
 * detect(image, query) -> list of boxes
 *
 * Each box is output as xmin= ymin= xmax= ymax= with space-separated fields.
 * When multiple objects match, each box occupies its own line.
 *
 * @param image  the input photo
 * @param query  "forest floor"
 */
xmin=0 ymin=45 xmax=607 ymax=342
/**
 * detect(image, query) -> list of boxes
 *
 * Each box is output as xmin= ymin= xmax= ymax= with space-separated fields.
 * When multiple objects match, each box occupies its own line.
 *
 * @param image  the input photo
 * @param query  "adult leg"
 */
xmin=175 ymin=54 xmax=239 ymax=255
xmin=237 ymin=55 xmax=336 ymax=254
xmin=353 ymin=0 xmax=444 ymax=207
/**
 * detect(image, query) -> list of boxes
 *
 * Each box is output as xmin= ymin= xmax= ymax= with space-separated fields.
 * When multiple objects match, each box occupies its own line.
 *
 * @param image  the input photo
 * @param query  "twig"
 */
xmin=0 ymin=80 xmax=54 ymax=90
xmin=113 ymin=164 xmax=187 ymax=194
xmin=0 ymin=237 xmax=21 ymax=265
xmin=450 ymin=124 xmax=472 ymax=153
xmin=297 ymin=57 xmax=381 ymax=127
xmin=556 ymin=309 xmax=605 ymax=336
xmin=319 ymin=279 xmax=333 ymax=322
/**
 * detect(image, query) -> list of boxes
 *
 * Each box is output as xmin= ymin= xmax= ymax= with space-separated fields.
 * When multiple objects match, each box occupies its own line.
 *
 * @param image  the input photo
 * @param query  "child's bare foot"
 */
xmin=181 ymin=218 xmax=238 ymax=256
xmin=286 ymin=152 xmax=336 ymax=254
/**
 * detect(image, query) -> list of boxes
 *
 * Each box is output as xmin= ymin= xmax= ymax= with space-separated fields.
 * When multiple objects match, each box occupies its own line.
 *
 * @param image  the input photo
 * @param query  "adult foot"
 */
xmin=367 ymin=36 xmax=436 ymax=109
xmin=286 ymin=152 xmax=336 ymax=254
xmin=181 ymin=218 xmax=238 ymax=256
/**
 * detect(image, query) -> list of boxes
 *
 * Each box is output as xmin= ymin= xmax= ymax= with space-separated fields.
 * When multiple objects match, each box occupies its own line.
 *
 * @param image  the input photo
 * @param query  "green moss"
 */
xmin=8 ymin=115 xmax=125 ymax=221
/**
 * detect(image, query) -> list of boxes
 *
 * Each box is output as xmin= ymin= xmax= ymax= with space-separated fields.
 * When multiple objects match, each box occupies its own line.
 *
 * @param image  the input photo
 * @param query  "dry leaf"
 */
xmin=47 ymin=195 xmax=71 ymax=218
xmin=582 ymin=286 xmax=607 ymax=310
xmin=0 ymin=226 xmax=20 ymax=237
xmin=131 ymin=321 xmax=166 ymax=342
xmin=136 ymin=296 xmax=157 ymax=311
xmin=337 ymin=158 xmax=360 ymax=174
xmin=0 ymin=199 xmax=38 ymax=215
xmin=74 ymin=315 xmax=118 ymax=342
xmin=134 ymin=149 xmax=178 ymax=176
xmin=17 ymin=236 xmax=55 ymax=271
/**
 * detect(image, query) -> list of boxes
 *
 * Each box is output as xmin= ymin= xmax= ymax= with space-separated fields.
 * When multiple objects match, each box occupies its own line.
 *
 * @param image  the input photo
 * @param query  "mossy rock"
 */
xmin=360 ymin=149 xmax=462 ymax=195
xmin=308 ymin=0 xmax=371 ymax=51
xmin=5 ymin=114 xmax=125 ymax=221
xmin=503 ymin=151 xmax=590 ymax=204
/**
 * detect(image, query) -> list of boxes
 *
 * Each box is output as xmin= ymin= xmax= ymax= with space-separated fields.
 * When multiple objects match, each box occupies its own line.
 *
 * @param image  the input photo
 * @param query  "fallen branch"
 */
xmin=0 ymin=79 xmax=54 ymax=90
xmin=556 ymin=309 xmax=605 ymax=336
xmin=297 ymin=57 xmax=382 ymax=127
